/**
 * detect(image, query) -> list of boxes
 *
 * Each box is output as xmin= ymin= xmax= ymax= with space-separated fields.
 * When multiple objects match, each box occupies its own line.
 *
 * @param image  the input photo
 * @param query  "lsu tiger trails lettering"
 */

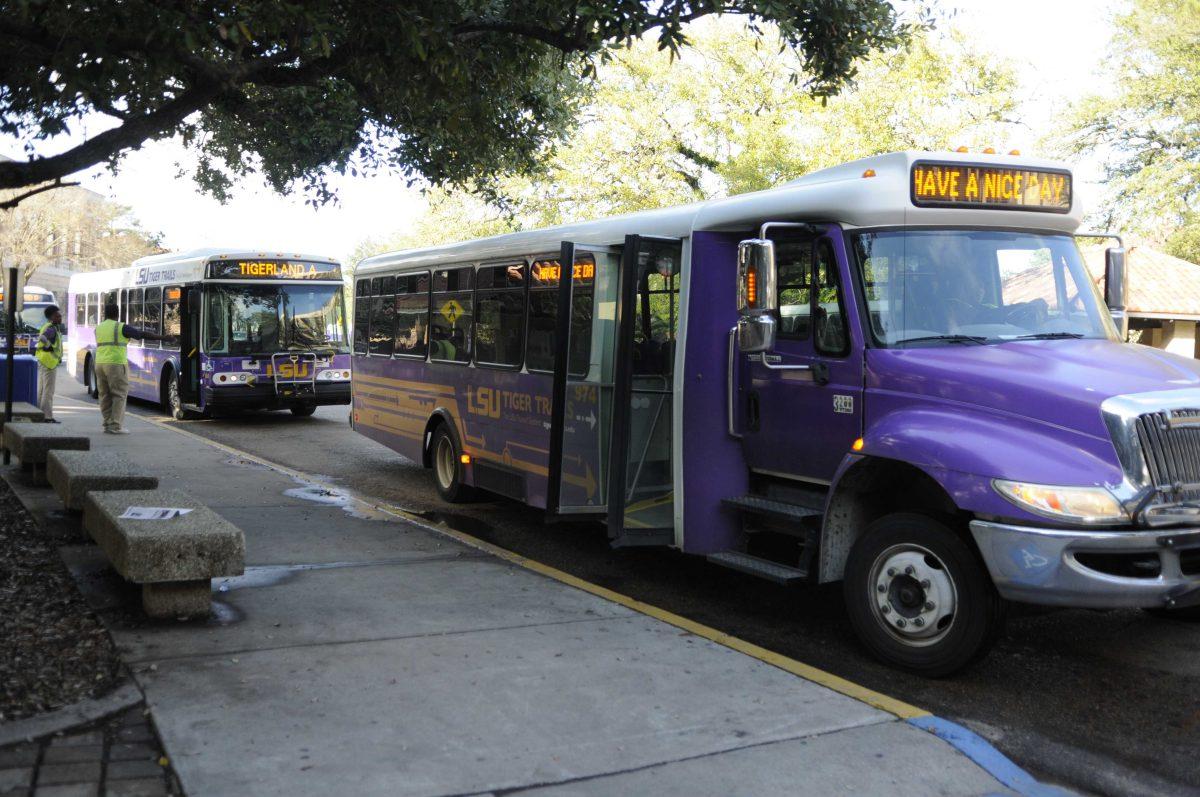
xmin=468 ymin=386 xmax=551 ymax=418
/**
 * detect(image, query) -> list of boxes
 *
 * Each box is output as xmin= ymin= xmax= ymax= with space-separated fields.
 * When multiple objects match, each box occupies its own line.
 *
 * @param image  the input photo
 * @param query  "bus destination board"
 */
xmin=911 ymin=162 xmax=1071 ymax=212
xmin=207 ymin=260 xmax=342 ymax=280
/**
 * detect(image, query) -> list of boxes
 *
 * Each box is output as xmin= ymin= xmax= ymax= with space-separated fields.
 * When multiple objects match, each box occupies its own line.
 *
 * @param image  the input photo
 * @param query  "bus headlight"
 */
xmin=317 ymin=369 xmax=351 ymax=382
xmin=213 ymin=372 xmax=254 ymax=385
xmin=993 ymin=479 xmax=1128 ymax=524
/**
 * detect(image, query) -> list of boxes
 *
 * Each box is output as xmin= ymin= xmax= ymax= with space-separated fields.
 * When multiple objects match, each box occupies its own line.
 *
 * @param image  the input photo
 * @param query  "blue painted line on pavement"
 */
xmin=908 ymin=715 xmax=1071 ymax=797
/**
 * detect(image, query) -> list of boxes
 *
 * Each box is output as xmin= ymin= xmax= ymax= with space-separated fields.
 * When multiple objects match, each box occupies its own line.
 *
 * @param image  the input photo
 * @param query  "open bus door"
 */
xmin=178 ymin=286 xmax=202 ymax=406
xmin=547 ymin=236 xmax=683 ymax=547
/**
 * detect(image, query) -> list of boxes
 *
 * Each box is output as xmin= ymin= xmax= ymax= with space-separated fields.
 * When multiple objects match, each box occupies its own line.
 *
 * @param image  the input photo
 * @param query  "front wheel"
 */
xmin=290 ymin=404 xmax=317 ymax=417
xmin=84 ymin=358 xmax=99 ymax=399
xmin=430 ymin=425 xmax=475 ymax=503
xmin=844 ymin=513 xmax=1006 ymax=677
xmin=163 ymin=369 xmax=201 ymax=420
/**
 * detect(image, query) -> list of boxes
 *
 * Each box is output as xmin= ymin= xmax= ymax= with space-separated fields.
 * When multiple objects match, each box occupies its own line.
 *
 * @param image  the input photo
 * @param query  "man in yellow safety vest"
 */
xmin=34 ymin=305 xmax=63 ymax=423
xmin=94 ymin=303 xmax=166 ymax=434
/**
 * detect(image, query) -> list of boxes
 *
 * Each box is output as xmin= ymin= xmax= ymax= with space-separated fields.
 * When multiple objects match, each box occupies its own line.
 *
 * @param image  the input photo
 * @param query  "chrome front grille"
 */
xmin=1134 ymin=410 xmax=1200 ymax=492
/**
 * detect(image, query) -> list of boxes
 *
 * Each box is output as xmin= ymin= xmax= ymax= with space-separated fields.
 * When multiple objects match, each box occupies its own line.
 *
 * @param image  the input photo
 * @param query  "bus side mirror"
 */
xmin=736 ymin=239 xmax=777 ymax=353
xmin=1104 ymin=247 xmax=1128 ymax=340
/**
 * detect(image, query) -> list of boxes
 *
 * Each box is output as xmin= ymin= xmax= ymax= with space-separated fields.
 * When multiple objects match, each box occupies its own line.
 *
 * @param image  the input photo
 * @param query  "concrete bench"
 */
xmin=48 ymin=450 xmax=160 ymax=511
xmin=0 ymin=402 xmax=44 ymax=431
xmin=83 ymin=488 xmax=245 ymax=619
xmin=2 ymin=422 xmax=89 ymax=484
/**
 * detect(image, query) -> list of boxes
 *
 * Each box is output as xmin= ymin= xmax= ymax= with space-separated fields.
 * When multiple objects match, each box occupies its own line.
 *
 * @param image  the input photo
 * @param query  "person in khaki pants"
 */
xmin=93 ymin=303 xmax=165 ymax=434
xmin=34 ymin=305 xmax=63 ymax=423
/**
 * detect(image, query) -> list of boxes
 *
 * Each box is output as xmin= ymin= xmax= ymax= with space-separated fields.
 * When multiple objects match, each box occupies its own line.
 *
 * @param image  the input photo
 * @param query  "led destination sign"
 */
xmin=911 ymin=162 xmax=1071 ymax=212
xmin=207 ymin=260 xmax=342 ymax=280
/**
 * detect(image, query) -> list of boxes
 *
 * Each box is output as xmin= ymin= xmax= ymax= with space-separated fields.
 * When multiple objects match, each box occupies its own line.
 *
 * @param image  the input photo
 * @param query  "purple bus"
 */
xmin=67 ymin=249 xmax=351 ymax=419
xmin=0 ymin=285 xmax=58 ymax=354
xmin=351 ymin=151 xmax=1200 ymax=675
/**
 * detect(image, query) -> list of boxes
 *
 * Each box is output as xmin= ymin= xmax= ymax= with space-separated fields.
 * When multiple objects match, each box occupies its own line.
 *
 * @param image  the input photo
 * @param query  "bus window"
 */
xmin=129 ymin=288 xmax=144 ymax=331
xmin=633 ymin=257 xmax=677 ymax=377
xmin=353 ymin=279 xmax=371 ymax=354
xmin=475 ymin=263 xmax=525 ymax=367
xmin=813 ymin=239 xmax=849 ymax=356
xmin=119 ymin=289 xmax=129 ymax=322
xmin=163 ymin=287 xmax=182 ymax=349
xmin=103 ymin=290 xmax=118 ymax=316
xmin=75 ymin=294 xmax=85 ymax=327
xmin=87 ymin=293 xmax=99 ymax=326
xmin=776 ymin=240 xmax=813 ymax=340
xmin=430 ymin=267 xmax=473 ymax=364
xmin=368 ymin=276 xmax=395 ymax=356
xmin=144 ymin=287 xmax=162 ymax=349
xmin=394 ymin=272 xmax=429 ymax=359
xmin=527 ymin=254 xmax=594 ymax=375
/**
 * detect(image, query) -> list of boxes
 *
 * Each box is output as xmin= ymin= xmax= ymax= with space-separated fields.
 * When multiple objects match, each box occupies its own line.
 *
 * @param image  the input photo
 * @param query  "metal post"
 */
xmin=4 ymin=267 xmax=17 ymax=465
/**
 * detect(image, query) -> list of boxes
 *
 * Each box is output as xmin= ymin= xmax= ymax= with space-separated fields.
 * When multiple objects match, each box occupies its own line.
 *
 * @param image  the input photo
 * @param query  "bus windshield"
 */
xmin=0 ymin=308 xmax=43 ymax=334
xmin=205 ymin=283 xmax=348 ymax=355
xmin=851 ymin=229 xmax=1118 ymax=346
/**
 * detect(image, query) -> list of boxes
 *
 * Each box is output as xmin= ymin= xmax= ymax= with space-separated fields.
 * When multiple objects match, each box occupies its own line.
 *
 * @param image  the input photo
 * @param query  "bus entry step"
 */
xmin=722 ymin=495 xmax=822 ymax=522
xmin=706 ymin=551 xmax=808 ymax=585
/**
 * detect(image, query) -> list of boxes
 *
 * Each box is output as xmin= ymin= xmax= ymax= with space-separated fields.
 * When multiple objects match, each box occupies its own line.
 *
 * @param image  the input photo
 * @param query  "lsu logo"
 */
xmin=273 ymin=363 xmax=311 ymax=378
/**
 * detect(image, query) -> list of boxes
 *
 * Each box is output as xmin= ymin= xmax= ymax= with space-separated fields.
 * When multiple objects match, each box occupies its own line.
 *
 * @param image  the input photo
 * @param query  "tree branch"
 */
xmin=0 ymin=179 xmax=81 ymax=211
xmin=0 ymin=81 xmax=224 ymax=191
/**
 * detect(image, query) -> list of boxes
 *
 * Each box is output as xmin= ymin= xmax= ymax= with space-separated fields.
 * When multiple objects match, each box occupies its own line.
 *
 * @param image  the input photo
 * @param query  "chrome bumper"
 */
xmin=969 ymin=520 xmax=1200 ymax=609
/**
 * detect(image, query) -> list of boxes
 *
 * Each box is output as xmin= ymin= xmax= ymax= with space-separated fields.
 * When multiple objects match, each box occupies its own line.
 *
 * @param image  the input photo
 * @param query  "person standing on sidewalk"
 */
xmin=94 ymin=303 xmax=166 ymax=434
xmin=34 ymin=305 xmax=63 ymax=423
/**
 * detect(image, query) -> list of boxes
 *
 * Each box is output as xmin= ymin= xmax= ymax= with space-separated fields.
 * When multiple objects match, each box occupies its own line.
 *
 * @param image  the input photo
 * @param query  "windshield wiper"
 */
xmin=1013 ymin=332 xmax=1085 ymax=340
xmin=892 ymin=334 xmax=987 ymax=346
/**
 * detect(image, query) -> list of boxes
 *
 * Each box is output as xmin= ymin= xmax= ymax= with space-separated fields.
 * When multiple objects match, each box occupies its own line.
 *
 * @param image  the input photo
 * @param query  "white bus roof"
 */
xmin=68 ymin=248 xmax=341 ymax=293
xmin=358 ymin=150 xmax=1084 ymax=276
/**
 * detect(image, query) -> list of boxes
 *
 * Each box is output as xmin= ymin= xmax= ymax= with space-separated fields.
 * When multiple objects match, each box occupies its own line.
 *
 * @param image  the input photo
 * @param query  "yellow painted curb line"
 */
xmin=136 ymin=410 xmax=929 ymax=721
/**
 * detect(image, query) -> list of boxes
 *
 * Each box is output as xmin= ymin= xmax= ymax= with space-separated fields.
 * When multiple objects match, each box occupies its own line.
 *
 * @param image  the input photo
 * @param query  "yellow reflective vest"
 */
xmin=35 ymin=322 xmax=62 ymax=369
xmin=94 ymin=319 xmax=130 ymax=365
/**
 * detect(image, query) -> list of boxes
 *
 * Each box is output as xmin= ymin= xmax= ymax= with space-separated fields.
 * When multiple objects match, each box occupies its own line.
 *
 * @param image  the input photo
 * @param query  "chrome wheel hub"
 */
xmin=435 ymin=437 xmax=455 ymax=490
xmin=868 ymin=544 xmax=957 ymax=646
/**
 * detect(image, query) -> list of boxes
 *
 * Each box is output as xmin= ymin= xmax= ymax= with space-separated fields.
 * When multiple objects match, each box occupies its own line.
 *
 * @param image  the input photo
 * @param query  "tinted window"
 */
xmin=368 ymin=276 xmax=395 ymax=356
xmin=813 ymin=240 xmax=849 ymax=356
xmin=144 ymin=287 xmax=162 ymax=348
xmin=776 ymin=239 xmax=813 ymax=339
xmin=75 ymin=294 xmax=85 ymax=327
xmin=394 ymin=272 xmax=429 ymax=359
xmin=162 ymin=286 xmax=181 ymax=349
xmin=129 ymin=288 xmax=144 ymax=331
xmin=527 ymin=255 xmax=594 ymax=375
xmin=86 ymin=293 xmax=98 ymax=326
xmin=430 ymin=267 xmax=473 ymax=363
xmin=475 ymin=263 xmax=525 ymax=367
xmin=353 ymin=279 xmax=371 ymax=354
xmin=119 ymin=289 xmax=129 ymax=323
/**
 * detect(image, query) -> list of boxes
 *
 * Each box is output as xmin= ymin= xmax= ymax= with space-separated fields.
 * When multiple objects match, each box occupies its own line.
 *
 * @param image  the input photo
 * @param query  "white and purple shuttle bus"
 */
xmin=348 ymin=150 xmax=1200 ymax=675
xmin=67 ymin=249 xmax=352 ymax=418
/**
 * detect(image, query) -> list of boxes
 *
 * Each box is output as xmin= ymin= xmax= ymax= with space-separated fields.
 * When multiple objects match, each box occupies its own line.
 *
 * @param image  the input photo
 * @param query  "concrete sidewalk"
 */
xmin=9 ymin=397 xmax=1042 ymax=796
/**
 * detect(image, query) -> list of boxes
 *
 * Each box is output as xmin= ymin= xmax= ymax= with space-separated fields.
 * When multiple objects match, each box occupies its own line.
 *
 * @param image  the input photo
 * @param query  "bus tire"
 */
xmin=843 ymin=513 xmax=1005 ymax=677
xmin=430 ymin=424 xmax=475 ymax=503
xmin=162 ymin=366 xmax=201 ymax=420
xmin=290 ymin=405 xmax=317 ymax=417
xmin=84 ymin=357 xmax=99 ymax=399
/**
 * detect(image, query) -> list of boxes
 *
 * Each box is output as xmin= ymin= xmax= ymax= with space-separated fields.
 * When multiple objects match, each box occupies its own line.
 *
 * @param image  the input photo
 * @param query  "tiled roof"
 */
xmin=1082 ymin=245 xmax=1200 ymax=318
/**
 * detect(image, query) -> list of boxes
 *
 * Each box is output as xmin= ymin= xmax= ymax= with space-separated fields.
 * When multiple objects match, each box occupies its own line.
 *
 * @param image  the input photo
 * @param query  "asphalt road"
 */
xmin=71 ymin=380 xmax=1200 ymax=797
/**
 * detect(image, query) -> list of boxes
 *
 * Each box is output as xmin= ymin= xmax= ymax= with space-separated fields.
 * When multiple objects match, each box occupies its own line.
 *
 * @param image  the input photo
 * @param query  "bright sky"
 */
xmin=3 ymin=0 xmax=1125 ymax=263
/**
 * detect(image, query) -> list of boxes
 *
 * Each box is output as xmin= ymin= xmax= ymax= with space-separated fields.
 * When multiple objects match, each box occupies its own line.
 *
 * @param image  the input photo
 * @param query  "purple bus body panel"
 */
xmin=860 ymin=340 xmax=1200 ymax=524
xmin=680 ymin=232 xmax=751 ymax=554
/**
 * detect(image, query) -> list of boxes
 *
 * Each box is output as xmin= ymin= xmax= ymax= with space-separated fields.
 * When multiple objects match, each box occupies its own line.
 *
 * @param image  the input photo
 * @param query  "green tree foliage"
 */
xmin=1064 ymin=0 xmax=1200 ymax=262
xmin=359 ymin=20 xmax=1019 ymax=255
xmin=0 ymin=1 xmax=910 ymax=209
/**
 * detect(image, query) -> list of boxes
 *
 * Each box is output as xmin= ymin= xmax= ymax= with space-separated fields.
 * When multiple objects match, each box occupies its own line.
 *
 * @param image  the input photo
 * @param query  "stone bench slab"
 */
xmin=2 ymin=422 xmax=89 ymax=463
xmin=0 ymin=402 xmax=44 ymax=429
xmin=83 ymin=488 xmax=245 ymax=619
xmin=48 ymin=450 xmax=160 ymax=511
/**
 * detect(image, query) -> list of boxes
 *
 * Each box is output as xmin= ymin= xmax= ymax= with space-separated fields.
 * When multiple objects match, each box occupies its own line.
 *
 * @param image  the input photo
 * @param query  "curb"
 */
xmin=0 ymin=680 xmax=143 ymax=747
xmin=129 ymin=405 xmax=1069 ymax=796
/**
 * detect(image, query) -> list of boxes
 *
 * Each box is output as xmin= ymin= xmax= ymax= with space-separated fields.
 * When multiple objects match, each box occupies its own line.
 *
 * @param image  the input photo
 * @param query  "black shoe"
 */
xmin=43 ymin=418 xmax=61 ymax=424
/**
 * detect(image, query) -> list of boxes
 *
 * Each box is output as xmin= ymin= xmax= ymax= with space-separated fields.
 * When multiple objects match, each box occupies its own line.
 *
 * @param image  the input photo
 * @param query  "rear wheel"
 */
xmin=290 ymin=404 xmax=317 ymax=417
xmin=431 ymin=424 xmax=475 ymax=503
xmin=844 ymin=513 xmax=1005 ymax=677
xmin=84 ymin=358 xmax=99 ymax=399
